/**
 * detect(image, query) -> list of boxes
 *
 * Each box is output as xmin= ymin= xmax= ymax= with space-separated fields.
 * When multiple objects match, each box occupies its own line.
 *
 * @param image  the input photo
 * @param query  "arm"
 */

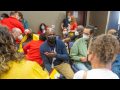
xmin=69 ymin=41 xmax=82 ymax=62
xmin=55 ymin=41 xmax=69 ymax=61
xmin=23 ymin=42 xmax=31 ymax=55
xmin=39 ymin=45 xmax=53 ymax=73
xmin=19 ymin=22 xmax=25 ymax=33
xmin=61 ymin=23 xmax=64 ymax=30
xmin=24 ymin=20 xmax=29 ymax=29
xmin=62 ymin=37 xmax=71 ymax=43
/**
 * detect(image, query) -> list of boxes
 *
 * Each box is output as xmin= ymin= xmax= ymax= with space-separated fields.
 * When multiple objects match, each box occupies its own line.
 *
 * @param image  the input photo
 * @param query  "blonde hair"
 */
xmin=89 ymin=34 xmax=120 ymax=64
xmin=70 ymin=15 xmax=77 ymax=26
xmin=108 ymin=29 xmax=116 ymax=34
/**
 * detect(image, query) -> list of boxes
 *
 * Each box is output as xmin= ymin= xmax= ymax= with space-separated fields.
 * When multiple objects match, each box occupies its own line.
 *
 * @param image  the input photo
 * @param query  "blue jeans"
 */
xmin=75 ymin=62 xmax=92 ymax=71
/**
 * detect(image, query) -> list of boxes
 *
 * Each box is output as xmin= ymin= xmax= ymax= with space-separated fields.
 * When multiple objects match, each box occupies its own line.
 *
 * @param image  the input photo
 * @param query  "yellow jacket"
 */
xmin=0 ymin=60 xmax=49 ymax=79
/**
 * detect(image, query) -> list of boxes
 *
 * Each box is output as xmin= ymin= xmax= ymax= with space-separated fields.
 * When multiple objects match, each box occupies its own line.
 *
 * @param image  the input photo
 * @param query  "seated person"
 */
xmin=39 ymin=28 xmax=74 ymax=79
xmin=70 ymin=25 xmax=95 ymax=71
xmin=73 ymin=34 xmax=119 ymax=79
xmin=62 ymin=25 xmax=84 ymax=43
xmin=37 ymin=23 xmax=47 ymax=35
xmin=18 ymin=29 xmax=38 ymax=53
xmin=0 ymin=25 xmax=49 ymax=79
xmin=23 ymin=33 xmax=47 ymax=67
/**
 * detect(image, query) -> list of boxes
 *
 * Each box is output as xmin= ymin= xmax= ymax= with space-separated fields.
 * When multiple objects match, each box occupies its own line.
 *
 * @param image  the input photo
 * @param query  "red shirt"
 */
xmin=23 ymin=40 xmax=44 ymax=67
xmin=1 ymin=17 xmax=24 ymax=43
xmin=70 ymin=23 xmax=77 ymax=30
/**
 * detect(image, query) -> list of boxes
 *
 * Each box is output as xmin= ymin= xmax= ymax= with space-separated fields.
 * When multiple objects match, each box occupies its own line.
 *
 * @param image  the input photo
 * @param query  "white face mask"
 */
xmin=18 ymin=34 xmax=23 ymax=41
xmin=83 ymin=34 xmax=90 ymax=40
xmin=75 ymin=31 xmax=79 ymax=36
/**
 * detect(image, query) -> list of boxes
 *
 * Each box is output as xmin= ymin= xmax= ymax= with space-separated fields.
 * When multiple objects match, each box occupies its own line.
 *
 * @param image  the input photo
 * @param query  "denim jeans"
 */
xmin=75 ymin=62 xmax=92 ymax=71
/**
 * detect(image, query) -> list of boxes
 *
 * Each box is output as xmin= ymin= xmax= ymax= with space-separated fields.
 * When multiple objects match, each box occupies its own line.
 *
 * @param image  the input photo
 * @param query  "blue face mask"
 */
xmin=68 ymin=16 xmax=69 ymax=19
xmin=1 ymin=17 xmax=4 ymax=20
xmin=18 ymin=16 xmax=20 ymax=21
xmin=68 ymin=19 xmax=71 ymax=22
xmin=63 ymin=31 xmax=68 ymax=35
xmin=41 ymin=26 xmax=45 ymax=30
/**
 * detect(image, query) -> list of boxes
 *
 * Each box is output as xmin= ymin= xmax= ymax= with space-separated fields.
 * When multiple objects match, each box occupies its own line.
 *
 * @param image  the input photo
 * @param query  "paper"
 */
xmin=54 ymin=73 xmax=60 ymax=79
xmin=73 ymin=11 xmax=78 ymax=18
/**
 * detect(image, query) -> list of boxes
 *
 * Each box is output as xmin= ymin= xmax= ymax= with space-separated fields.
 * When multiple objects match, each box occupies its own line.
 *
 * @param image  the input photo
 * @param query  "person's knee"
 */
xmin=75 ymin=63 xmax=89 ymax=71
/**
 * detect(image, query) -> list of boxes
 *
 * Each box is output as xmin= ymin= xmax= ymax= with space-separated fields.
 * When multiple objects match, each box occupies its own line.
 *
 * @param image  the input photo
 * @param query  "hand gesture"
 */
xmin=44 ymin=50 xmax=56 ymax=57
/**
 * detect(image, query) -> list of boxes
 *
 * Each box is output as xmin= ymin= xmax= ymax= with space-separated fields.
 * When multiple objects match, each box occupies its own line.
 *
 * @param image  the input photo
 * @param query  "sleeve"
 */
xmin=70 ymin=35 xmax=78 ymax=40
xmin=62 ymin=19 xmax=65 ymax=23
xmin=23 ymin=41 xmax=31 ymax=54
xmin=19 ymin=22 xmax=25 ymax=33
xmin=39 ymin=45 xmax=53 ymax=73
xmin=69 ymin=41 xmax=82 ymax=62
xmin=55 ymin=41 xmax=69 ymax=61
xmin=73 ymin=70 xmax=84 ymax=79
xmin=24 ymin=20 xmax=29 ymax=29
xmin=37 ymin=31 xmax=41 ymax=35
xmin=58 ymin=35 xmax=61 ymax=40
xmin=28 ymin=62 xmax=49 ymax=79
xmin=73 ymin=23 xmax=77 ymax=30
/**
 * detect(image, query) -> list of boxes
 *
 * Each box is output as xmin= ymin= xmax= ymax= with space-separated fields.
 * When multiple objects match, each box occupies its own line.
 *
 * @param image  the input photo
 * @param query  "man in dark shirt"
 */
xmin=39 ymin=28 xmax=74 ymax=79
xmin=61 ymin=12 xmax=72 ymax=29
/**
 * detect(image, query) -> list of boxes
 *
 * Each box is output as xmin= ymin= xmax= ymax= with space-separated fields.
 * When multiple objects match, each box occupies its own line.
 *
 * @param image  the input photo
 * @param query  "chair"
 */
xmin=56 ymin=35 xmax=60 ymax=40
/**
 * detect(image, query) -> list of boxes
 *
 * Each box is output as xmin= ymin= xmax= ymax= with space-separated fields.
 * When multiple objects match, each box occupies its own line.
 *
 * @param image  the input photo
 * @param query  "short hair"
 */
xmin=18 ymin=12 xmax=23 ymax=19
xmin=11 ymin=28 xmax=20 ymax=34
xmin=10 ymin=11 xmax=18 ymax=16
xmin=1 ymin=13 xmax=9 ymax=18
xmin=68 ymin=11 xmax=72 ymax=15
xmin=89 ymin=34 xmax=120 ymax=65
xmin=84 ymin=25 xmax=95 ymax=35
xmin=39 ymin=33 xmax=47 ymax=41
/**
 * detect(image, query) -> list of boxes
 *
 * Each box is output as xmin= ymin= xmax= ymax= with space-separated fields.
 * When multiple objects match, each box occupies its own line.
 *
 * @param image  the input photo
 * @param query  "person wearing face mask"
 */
xmin=0 ymin=11 xmax=25 ymax=47
xmin=37 ymin=23 xmax=47 ymax=35
xmin=0 ymin=13 xmax=9 ymax=21
xmin=11 ymin=28 xmax=24 ymax=49
xmin=70 ymin=25 xmax=95 ymax=71
xmin=61 ymin=12 xmax=72 ymax=30
xmin=73 ymin=34 xmax=119 ymax=79
xmin=39 ymin=28 xmax=74 ymax=79
xmin=18 ymin=12 xmax=29 ymax=30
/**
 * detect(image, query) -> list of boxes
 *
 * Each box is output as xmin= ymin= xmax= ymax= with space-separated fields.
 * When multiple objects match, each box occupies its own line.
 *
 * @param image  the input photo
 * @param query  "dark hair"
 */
xmin=61 ymin=27 xmax=69 ymax=40
xmin=39 ymin=33 xmax=47 ymax=41
xmin=68 ymin=11 xmax=72 ymax=15
xmin=10 ymin=11 xmax=18 ymax=16
xmin=27 ymin=32 xmax=37 ymax=40
xmin=18 ymin=12 xmax=23 ymax=19
xmin=39 ymin=23 xmax=47 ymax=32
xmin=0 ymin=25 xmax=24 ymax=77
xmin=84 ymin=25 xmax=95 ymax=35
xmin=1 ymin=13 xmax=9 ymax=18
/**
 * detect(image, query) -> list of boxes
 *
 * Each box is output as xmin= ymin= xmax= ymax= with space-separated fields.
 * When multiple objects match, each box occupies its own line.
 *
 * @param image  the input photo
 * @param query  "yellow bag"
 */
xmin=69 ymin=32 xmax=74 ymax=36
xmin=49 ymin=68 xmax=60 ymax=79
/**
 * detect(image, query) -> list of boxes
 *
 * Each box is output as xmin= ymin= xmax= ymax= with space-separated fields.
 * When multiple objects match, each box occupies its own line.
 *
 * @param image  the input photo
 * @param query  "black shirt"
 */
xmin=62 ymin=18 xmax=70 ymax=28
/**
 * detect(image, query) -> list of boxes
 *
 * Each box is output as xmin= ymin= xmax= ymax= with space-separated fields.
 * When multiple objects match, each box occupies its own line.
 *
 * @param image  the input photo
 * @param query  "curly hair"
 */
xmin=0 ymin=25 xmax=24 ymax=77
xmin=70 ymin=15 xmax=77 ymax=26
xmin=89 ymin=34 xmax=120 ymax=64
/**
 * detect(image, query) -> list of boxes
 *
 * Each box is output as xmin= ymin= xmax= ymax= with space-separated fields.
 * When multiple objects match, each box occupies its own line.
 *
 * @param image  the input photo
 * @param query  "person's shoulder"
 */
xmin=74 ymin=37 xmax=83 ymax=43
xmin=73 ymin=70 xmax=85 ymax=79
xmin=109 ymin=70 xmax=119 ymax=79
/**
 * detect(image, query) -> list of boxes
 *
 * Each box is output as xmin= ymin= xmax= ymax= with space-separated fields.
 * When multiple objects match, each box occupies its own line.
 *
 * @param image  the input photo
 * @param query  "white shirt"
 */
xmin=73 ymin=68 xmax=119 ymax=79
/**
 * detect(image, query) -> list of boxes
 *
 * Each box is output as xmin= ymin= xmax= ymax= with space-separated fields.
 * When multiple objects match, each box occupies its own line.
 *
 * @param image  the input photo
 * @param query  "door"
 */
xmin=66 ymin=11 xmax=87 ymax=27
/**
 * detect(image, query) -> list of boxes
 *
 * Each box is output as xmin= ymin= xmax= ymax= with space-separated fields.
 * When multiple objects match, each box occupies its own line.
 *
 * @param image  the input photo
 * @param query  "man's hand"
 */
xmin=44 ymin=50 xmax=56 ymax=57
xmin=80 ymin=57 xmax=87 ymax=62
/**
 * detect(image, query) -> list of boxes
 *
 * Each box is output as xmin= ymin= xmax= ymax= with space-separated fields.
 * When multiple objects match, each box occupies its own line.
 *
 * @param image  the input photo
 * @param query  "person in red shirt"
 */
xmin=68 ymin=15 xmax=78 ymax=36
xmin=1 ymin=11 xmax=24 ymax=44
xmin=37 ymin=23 xmax=47 ymax=35
xmin=23 ymin=33 xmax=47 ymax=67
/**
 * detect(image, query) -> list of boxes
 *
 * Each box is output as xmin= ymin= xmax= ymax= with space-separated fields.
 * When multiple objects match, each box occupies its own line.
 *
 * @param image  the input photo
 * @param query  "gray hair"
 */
xmin=11 ymin=28 xmax=21 ymax=34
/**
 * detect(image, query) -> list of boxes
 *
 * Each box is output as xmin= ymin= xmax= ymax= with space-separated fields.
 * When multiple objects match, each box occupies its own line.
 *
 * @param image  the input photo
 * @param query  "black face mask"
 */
xmin=47 ymin=36 xmax=56 ymax=44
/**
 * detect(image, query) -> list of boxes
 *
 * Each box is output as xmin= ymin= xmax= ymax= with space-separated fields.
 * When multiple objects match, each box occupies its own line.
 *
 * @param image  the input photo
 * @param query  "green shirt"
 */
xmin=70 ymin=37 xmax=92 ymax=65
